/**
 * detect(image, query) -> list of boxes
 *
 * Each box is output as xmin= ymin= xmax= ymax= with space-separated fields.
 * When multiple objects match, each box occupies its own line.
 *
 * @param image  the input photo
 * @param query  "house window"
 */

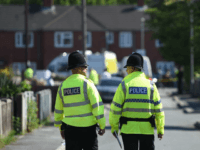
xmin=119 ymin=32 xmax=132 ymax=48
xmin=15 ymin=32 xmax=34 ymax=48
xmin=106 ymin=32 xmax=114 ymax=44
xmin=87 ymin=31 xmax=92 ymax=48
xmin=54 ymin=32 xmax=73 ymax=48
xmin=155 ymin=39 xmax=163 ymax=48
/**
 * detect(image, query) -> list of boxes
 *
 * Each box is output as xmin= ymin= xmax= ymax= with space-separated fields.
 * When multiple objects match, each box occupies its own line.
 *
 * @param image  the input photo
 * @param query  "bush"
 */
xmin=19 ymin=80 xmax=32 ymax=92
xmin=0 ymin=73 xmax=20 ymax=98
xmin=27 ymin=99 xmax=39 ymax=132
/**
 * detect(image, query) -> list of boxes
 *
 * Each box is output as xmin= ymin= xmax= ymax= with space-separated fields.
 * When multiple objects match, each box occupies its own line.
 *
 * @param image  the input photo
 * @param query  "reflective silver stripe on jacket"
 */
xmin=83 ymin=79 xmax=90 ymax=102
xmin=55 ymin=109 xmax=63 ymax=114
xmin=96 ymin=114 xmax=104 ymax=120
xmin=150 ymin=81 xmax=154 ymax=101
xmin=92 ymin=101 xmax=103 ymax=109
xmin=121 ymin=81 xmax=126 ymax=97
xmin=153 ymin=108 xmax=163 ymax=113
xmin=54 ymin=121 xmax=62 ymax=125
xmin=64 ymin=101 xmax=90 ymax=107
xmin=65 ymin=112 xmax=93 ymax=118
xmin=122 ymin=108 xmax=163 ymax=113
xmin=110 ymin=108 xmax=122 ymax=115
xmin=59 ymin=83 xmax=64 ymax=105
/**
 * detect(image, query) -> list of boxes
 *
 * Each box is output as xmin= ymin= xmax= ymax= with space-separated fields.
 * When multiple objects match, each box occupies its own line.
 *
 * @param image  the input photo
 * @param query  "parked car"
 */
xmin=96 ymin=77 xmax=123 ymax=102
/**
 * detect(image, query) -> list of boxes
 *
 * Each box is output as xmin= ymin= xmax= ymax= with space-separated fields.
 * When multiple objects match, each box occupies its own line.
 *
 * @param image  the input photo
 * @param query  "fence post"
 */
xmin=22 ymin=93 xmax=28 ymax=134
xmin=6 ymin=99 xmax=12 ymax=136
xmin=0 ymin=100 xmax=2 ymax=136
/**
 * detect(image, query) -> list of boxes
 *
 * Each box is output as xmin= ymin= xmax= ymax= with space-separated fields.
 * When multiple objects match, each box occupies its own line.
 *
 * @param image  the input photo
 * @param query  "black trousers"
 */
xmin=63 ymin=123 xmax=98 ymax=150
xmin=121 ymin=133 xmax=155 ymax=150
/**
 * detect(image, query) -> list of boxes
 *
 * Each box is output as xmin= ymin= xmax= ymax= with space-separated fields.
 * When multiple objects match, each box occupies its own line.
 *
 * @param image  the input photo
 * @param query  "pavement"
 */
xmin=2 ymin=87 xmax=200 ymax=150
xmin=172 ymin=92 xmax=200 ymax=129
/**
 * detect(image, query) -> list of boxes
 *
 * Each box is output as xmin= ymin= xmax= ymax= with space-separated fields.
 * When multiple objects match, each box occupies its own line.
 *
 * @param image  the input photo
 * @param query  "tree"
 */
xmin=145 ymin=0 xmax=200 ymax=83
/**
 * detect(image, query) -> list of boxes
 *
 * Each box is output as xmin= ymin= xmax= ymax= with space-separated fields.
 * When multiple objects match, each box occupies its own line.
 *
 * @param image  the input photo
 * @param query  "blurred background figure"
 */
xmin=164 ymin=69 xmax=171 ymax=87
xmin=24 ymin=66 xmax=34 ymax=79
xmin=89 ymin=68 xmax=99 ymax=86
xmin=157 ymin=67 xmax=163 ymax=87
xmin=101 ymin=67 xmax=111 ymax=79
xmin=45 ymin=69 xmax=55 ymax=86
xmin=177 ymin=66 xmax=184 ymax=94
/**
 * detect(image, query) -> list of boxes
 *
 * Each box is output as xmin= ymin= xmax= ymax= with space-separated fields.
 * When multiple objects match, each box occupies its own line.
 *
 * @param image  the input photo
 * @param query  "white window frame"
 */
xmin=87 ymin=31 xmax=92 ymax=48
xmin=155 ymin=39 xmax=164 ymax=48
xmin=119 ymin=32 xmax=133 ymax=48
xmin=54 ymin=31 xmax=73 ymax=48
xmin=15 ymin=32 xmax=34 ymax=48
xmin=106 ymin=31 xmax=114 ymax=44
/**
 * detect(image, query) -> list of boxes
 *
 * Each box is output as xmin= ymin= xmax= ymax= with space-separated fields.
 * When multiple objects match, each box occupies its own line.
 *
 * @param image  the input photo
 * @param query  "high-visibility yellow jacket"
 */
xmin=109 ymin=71 xmax=165 ymax=135
xmin=89 ymin=69 xmax=99 ymax=85
xmin=54 ymin=74 xmax=106 ymax=131
xmin=24 ymin=68 xmax=34 ymax=79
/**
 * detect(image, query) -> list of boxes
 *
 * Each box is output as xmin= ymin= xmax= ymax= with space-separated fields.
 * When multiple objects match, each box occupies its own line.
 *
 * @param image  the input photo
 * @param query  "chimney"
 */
xmin=138 ymin=0 xmax=144 ymax=7
xmin=43 ymin=0 xmax=54 ymax=7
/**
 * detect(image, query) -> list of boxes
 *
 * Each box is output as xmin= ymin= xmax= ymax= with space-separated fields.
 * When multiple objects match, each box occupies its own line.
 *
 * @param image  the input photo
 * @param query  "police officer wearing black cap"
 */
xmin=109 ymin=52 xmax=165 ymax=150
xmin=54 ymin=51 xmax=106 ymax=150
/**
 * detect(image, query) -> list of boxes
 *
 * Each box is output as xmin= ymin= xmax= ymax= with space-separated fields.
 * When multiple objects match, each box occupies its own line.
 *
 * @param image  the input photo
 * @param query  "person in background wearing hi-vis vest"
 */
xmin=24 ymin=66 xmax=34 ymax=79
xmin=109 ymin=52 xmax=165 ymax=150
xmin=89 ymin=68 xmax=99 ymax=86
xmin=54 ymin=51 xmax=106 ymax=150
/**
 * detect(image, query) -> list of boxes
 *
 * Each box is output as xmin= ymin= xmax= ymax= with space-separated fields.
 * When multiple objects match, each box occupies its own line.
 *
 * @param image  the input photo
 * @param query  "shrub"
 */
xmin=0 ymin=73 xmax=20 ymax=98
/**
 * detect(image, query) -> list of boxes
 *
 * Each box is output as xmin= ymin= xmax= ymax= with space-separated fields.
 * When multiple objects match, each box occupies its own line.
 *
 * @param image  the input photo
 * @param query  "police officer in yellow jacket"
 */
xmin=109 ymin=53 xmax=165 ymax=150
xmin=89 ymin=68 xmax=99 ymax=85
xmin=54 ymin=51 xmax=106 ymax=150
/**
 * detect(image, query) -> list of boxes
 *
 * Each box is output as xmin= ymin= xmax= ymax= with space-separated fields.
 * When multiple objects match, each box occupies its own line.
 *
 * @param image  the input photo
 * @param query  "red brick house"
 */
xmin=0 ymin=0 xmax=164 ymax=73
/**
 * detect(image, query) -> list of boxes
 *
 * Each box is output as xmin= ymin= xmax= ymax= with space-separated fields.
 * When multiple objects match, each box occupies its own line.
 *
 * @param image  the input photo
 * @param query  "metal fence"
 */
xmin=0 ymin=98 xmax=12 ymax=137
xmin=36 ymin=89 xmax=52 ymax=122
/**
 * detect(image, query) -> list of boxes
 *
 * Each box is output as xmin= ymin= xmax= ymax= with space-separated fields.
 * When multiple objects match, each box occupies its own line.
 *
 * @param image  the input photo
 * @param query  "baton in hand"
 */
xmin=114 ymin=131 xmax=122 ymax=149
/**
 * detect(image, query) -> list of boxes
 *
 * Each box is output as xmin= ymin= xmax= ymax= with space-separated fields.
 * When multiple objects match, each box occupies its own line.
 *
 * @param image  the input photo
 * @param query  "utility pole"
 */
xmin=190 ymin=2 xmax=194 ymax=93
xmin=141 ymin=17 xmax=145 ymax=50
xmin=82 ymin=0 xmax=87 ymax=56
xmin=105 ymin=30 xmax=109 ymax=51
xmin=25 ymin=0 xmax=29 ymax=69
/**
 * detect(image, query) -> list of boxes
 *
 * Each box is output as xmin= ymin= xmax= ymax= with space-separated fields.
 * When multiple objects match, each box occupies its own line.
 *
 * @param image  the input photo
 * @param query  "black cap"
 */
xmin=67 ymin=51 xmax=88 ymax=70
xmin=124 ymin=52 xmax=143 ymax=69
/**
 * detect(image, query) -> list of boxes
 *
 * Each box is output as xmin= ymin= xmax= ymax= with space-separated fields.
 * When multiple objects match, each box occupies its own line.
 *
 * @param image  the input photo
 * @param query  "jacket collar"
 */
xmin=125 ymin=71 xmax=146 ymax=80
xmin=67 ymin=74 xmax=86 ymax=80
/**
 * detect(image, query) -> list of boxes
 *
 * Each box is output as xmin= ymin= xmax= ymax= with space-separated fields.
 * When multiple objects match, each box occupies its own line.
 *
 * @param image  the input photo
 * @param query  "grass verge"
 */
xmin=0 ymin=130 xmax=17 ymax=149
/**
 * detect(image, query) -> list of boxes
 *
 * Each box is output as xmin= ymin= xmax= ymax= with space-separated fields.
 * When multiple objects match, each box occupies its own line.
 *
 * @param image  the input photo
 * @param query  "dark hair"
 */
xmin=104 ymin=68 xmax=107 ymax=71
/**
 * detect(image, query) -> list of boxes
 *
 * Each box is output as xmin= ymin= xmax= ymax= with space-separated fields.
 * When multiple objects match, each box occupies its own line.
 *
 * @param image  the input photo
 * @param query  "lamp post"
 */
xmin=25 ymin=0 xmax=29 ymax=69
xmin=82 ymin=0 xmax=87 ymax=56
xmin=190 ymin=0 xmax=194 ymax=93
xmin=141 ymin=17 xmax=145 ymax=50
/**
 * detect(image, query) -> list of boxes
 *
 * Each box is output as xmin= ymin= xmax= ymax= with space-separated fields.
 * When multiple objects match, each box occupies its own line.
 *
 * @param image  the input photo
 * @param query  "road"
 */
xmin=3 ymin=88 xmax=200 ymax=150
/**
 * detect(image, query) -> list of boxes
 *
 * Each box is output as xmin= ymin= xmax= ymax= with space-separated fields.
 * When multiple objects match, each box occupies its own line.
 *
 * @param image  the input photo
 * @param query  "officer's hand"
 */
xmin=98 ymin=128 xmax=105 ymax=136
xmin=158 ymin=134 xmax=163 ymax=140
xmin=60 ymin=131 xmax=65 ymax=139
